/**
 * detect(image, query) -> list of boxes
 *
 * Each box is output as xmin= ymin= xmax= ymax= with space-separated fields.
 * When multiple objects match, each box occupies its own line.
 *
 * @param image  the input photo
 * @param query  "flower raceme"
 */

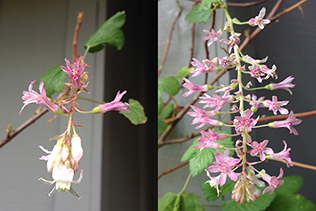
xmin=181 ymin=6 xmax=303 ymax=204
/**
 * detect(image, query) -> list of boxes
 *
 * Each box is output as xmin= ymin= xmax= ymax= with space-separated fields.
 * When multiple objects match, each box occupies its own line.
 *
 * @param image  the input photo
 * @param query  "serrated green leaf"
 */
xmin=158 ymin=76 xmax=180 ymax=95
xmin=175 ymin=67 xmax=194 ymax=80
xmin=38 ymin=65 xmax=67 ymax=98
xmin=120 ymin=99 xmax=147 ymax=125
xmin=185 ymin=3 xmax=213 ymax=24
xmin=182 ymin=192 xmax=205 ymax=211
xmin=223 ymin=185 xmax=276 ymax=211
xmin=158 ymin=192 xmax=178 ymax=211
xmin=199 ymin=0 xmax=217 ymax=10
xmin=84 ymin=11 xmax=125 ymax=52
xmin=266 ymin=176 xmax=316 ymax=211
xmin=158 ymin=104 xmax=174 ymax=133
xmin=181 ymin=130 xmax=234 ymax=176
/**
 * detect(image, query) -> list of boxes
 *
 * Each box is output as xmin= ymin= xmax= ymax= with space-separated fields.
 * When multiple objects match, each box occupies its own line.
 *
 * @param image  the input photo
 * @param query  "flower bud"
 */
xmin=71 ymin=134 xmax=83 ymax=163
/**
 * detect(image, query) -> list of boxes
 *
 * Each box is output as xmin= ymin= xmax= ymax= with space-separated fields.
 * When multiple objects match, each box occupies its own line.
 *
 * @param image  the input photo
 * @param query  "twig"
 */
xmin=158 ymin=5 xmax=182 ymax=77
xmin=226 ymin=0 xmax=268 ymax=7
xmin=188 ymin=22 xmax=196 ymax=68
xmin=158 ymin=161 xmax=189 ymax=180
xmin=270 ymin=0 xmax=309 ymax=21
xmin=73 ymin=12 xmax=84 ymax=63
xmin=273 ymin=159 xmax=316 ymax=171
xmin=0 ymin=13 xmax=85 ymax=149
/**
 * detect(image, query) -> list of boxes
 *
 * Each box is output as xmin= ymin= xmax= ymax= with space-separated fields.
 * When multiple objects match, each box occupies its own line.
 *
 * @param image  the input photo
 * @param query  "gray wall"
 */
xmin=0 ymin=0 xmax=105 ymax=210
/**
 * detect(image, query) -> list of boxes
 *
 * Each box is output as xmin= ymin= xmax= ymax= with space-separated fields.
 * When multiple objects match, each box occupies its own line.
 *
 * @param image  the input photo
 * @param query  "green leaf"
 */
xmin=158 ymin=192 xmax=178 ymax=211
xmin=201 ymin=181 xmax=235 ymax=202
xmin=181 ymin=131 xmax=234 ymax=177
xmin=158 ymin=192 xmax=185 ymax=211
xmin=158 ymin=89 xmax=163 ymax=115
xmin=223 ymin=185 xmax=276 ymax=211
xmin=158 ymin=76 xmax=180 ymax=96
xmin=175 ymin=67 xmax=194 ymax=80
xmin=185 ymin=3 xmax=214 ymax=24
xmin=182 ymin=192 xmax=205 ymax=211
xmin=158 ymin=104 xmax=174 ymax=133
xmin=84 ymin=11 xmax=125 ymax=52
xmin=38 ymin=65 xmax=67 ymax=98
xmin=266 ymin=176 xmax=316 ymax=211
xmin=120 ymin=99 xmax=147 ymax=125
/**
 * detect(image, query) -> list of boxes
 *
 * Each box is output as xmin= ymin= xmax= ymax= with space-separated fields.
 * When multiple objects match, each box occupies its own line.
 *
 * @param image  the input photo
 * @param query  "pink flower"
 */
xmin=71 ymin=134 xmax=83 ymax=163
xmin=263 ymin=96 xmax=289 ymax=115
xmin=219 ymin=33 xmax=240 ymax=53
xmin=60 ymin=55 xmax=86 ymax=90
xmin=194 ymin=117 xmax=223 ymax=129
xmin=205 ymin=171 xmax=221 ymax=196
xmin=190 ymin=58 xmax=218 ymax=77
xmin=250 ymin=140 xmax=274 ymax=161
xmin=249 ymin=7 xmax=271 ymax=29
xmin=39 ymin=165 xmax=83 ymax=198
xmin=92 ymin=90 xmax=130 ymax=114
xmin=199 ymin=93 xmax=234 ymax=112
xmin=249 ymin=65 xmax=264 ymax=83
xmin=20 ymin=80 xmax=59 ymax=115
xmin=202 ymin=29 xmax=222 ymax=47
xmin=261 ymin=64 xmax=277 ymax=79
xmin=207 ymin=149 xmax=240 ymax=186
xmin=243 ymin=55 xmax=268 ymax=64
xmin=187 ymin=105 xmax=218 ymax=125
xmin=219 ymin=54 xmax=237 ymax=69
xmin=234 ymin=110 xmax=257 ymax=133
xmin=249 ymin=94 xmax=265 ymax=112
xmin=182 ymin=78 xmax=209 ymax=97
xmin=194 ymin=129 xmax=227 ymax=152
xmin=260 ymin=168 xmax=284 ymax=195
xmin=266 ymin=76 xmax=296 ymax=95
xmin=269 ymin=110 xmax=302 ymax=135
xmin=269 ymin=140 xmax=293 ymax=167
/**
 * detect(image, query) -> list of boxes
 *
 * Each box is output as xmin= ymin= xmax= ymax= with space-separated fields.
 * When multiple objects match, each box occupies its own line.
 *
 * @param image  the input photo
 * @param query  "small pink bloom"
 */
xmin=234 ymin=110 xmax=257 ymax=133
xmin=60 ymin=55 xmax=86 ymax=90
xmin=250 ymin=140 xmax=274 ymax=161
xmin=261 ymin=64 xmax=277 ymax=79
xmin=71 ymin=134 xmax=83 ymax=163
xmin=219 ymin=33 xmax=240 ymax=53
xmin=261 ymin=168 xmax=284 ymax=195
xmin=199 ymin=93 xmax=234 ymax=112
xmin=249 ymin=7 xmax=271 ymax=29
xmin=269 ymin=140 xmax=293 ymax=167
xmin=182 ymin=78 xmax=209 ymax=97
xmin=187 ymin=105 xmax=217 ymax=125
xmin=190 ymin=58 xmax=218 ymax=77
xmin=270 ymin=110 xmax=302 ymax=135
xmin=249 ymin=65 xmax=264 ymax=83
xmin=249 ymin=94 xmax=265 ymax=112
xmin=205 ymin=171 xmax=221 ymax=196
xmin=20 ymin=80 xmax=59 ymax=115
xmin=202 ymin=29 xmax=222 ymax=47
xmin=263 ymin=96 xmax=289 ymax=115
xmin=194 ymin=129 xmax=227 ymax=152
xmin=243 ymin=55 xmax=268 ymax=64
xmin=95 ymin=90 xmax=130 ymax=114
xmin=219 ymin=54 xmax=237 ymax=69
xmin=207 ymin=149 xmax=240 ymax=186
xmin=268 ymin=76 xmax=295 ymax=95
xmin=194 ymin=117 xmax=223 ymax=129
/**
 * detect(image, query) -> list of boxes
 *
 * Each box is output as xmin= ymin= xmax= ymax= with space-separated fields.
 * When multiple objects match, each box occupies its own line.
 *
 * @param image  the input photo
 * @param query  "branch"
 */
xmin=0 ymin=12 xmax=85 ymax=149
xmin=158 ymin=4 xmax=182 ymax=77
xmin=158 ymin=161 xmax=189 ymax=180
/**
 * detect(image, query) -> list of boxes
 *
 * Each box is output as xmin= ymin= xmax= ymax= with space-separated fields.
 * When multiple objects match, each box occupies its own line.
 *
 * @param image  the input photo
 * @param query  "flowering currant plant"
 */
xmin=17 ymin=11 xmax=146 ymax=199
xmin=158 ymin=0 xmax=316 ymax=210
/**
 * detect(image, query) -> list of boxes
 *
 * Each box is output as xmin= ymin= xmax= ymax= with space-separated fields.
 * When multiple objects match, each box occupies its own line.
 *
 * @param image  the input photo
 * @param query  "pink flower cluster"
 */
xmin=182 ymin=7 xmax=302 ymax=205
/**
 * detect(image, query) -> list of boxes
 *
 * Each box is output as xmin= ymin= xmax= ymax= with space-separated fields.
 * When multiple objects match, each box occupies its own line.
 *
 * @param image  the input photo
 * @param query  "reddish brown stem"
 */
xmin=158 ymin=161 xmax=189 ymax=180
xmin=158 ymin=6 xmax=182 ymax=77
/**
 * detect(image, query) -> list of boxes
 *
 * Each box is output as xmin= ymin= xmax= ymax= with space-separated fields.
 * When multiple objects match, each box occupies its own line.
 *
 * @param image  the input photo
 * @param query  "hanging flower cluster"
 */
xmin=182 ymin=7 xmax=302 ymax=204
xmin=20 ymin=55 xmax=131 ymax=198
